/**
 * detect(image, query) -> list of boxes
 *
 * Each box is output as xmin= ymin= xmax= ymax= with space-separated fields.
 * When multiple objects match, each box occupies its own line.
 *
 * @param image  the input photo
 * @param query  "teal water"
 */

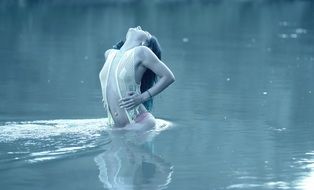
xmin=1 ymin=1 xmax=314 ymax=190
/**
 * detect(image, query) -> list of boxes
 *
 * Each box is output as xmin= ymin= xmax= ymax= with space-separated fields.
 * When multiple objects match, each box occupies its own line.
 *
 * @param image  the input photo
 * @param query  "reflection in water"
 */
xmin=94 ymin=123 xmax=173 ymax=190
xmin=294 ymin=151 xmax=314 ymax=190
xmin=226 ymin=151 xmax=314 ymax=190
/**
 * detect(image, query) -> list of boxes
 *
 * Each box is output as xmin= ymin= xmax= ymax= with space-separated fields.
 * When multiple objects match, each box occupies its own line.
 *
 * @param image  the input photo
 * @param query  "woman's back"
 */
xmin=99 ymin=48 xmax=144 ymax=127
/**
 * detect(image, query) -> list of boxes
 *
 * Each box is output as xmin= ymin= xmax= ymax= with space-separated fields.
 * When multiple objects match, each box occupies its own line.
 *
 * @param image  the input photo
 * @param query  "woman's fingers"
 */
xmin=120 ymin=99 xmax=134 ymax=108
xmin=119 ymin=97 xmax=131 ymax=102
xmin=119 ymin=92 xmax=136 ymax=102
xmin=120 ymin=98 xmax=133 ymax=105
xmin=119 ymin=91 xmax=138 ymax=109
xmin=124 ymin=103 xmax=135 ymax=110
xmin=121 ymin=102 xmax=134 ymax=109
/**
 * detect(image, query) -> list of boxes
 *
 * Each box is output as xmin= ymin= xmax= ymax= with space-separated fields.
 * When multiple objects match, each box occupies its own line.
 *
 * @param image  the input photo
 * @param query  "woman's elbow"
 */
xmin=168 ymin=73 xmax=175 ymax=84
xmin=161 ymin=70 xmax=175 ymax=86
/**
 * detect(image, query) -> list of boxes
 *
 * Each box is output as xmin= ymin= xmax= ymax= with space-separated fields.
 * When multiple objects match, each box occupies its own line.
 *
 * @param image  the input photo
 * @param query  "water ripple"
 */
xmin=0 ymin=118 xmax=110 ymax=166
xmin=0 ymin=118 xmax=172 ymax=166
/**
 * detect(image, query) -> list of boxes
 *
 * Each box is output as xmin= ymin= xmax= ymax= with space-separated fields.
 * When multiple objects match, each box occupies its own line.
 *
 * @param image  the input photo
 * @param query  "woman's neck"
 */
xmin=120 ymin=39 xmax=141 ymax=52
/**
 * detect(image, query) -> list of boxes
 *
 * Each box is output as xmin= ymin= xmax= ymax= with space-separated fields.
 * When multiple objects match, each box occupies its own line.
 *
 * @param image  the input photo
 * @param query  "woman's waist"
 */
xmin=108 ymin=103 xmax=147 ymax=126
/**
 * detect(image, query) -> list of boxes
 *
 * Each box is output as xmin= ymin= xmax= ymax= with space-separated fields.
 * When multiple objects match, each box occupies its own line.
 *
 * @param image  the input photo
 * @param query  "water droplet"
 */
xmin=263 ymin=92 xmax=268 ymax=95
xmin=295 ymin=28 xmax=307 ymax=34
xmin=279 ymin=34 xmax=288 ymax=39
xmin=182 ymin=38 xmax=189 ymax=43
xmin=226 ymin=78 xmax=230 ymax=81
xmin=290 ymin=34 xmax=298 ymax=38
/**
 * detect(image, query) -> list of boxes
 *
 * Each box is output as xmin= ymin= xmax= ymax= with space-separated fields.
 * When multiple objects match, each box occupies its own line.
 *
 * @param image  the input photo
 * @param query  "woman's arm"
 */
xmin=119 ymin=46 xmax=175 ymax=109
xmin=138 ymin=46 xmax=175 ymax=102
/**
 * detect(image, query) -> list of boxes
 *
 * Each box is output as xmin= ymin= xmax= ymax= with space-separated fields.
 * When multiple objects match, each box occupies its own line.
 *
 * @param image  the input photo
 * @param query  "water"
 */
xmin=0 ymin=118 xmax=172 ymax=190
xmin=1 ymin=0 xmax=314 ymax=189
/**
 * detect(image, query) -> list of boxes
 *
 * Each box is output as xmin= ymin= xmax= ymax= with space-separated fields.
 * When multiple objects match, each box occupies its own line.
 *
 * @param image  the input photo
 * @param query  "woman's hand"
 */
xmin=119 ymin=91 xmax=143 ymax=110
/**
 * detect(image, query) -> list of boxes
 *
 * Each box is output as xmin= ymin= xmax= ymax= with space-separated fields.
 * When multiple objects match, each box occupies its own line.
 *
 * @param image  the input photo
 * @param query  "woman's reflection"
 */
xmin=94 ymin=125 xmax=173 ymax=190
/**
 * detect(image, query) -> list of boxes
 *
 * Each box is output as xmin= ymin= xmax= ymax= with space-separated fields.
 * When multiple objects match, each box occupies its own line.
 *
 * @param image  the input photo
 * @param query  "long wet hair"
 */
xmin=112 ymin=36 xmax=161 ymax=111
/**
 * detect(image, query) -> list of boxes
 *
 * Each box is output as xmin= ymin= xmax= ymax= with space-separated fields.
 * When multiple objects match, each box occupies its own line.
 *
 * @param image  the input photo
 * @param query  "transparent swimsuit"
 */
xmin=99 ymin=48 xmax=142 ymax=126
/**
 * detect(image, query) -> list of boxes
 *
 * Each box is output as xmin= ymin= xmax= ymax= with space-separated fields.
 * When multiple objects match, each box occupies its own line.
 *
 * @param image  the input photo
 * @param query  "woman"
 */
xmin=99 ymin=26 xmax=175 ymax=129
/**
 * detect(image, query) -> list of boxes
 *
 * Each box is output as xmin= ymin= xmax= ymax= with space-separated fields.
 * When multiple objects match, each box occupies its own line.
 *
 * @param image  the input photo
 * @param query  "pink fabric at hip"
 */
xmin=134 ymin=112 xmax=152 ymax=123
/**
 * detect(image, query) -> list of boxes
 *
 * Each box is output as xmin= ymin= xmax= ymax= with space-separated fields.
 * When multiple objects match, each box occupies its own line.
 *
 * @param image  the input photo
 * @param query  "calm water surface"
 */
xmin=1 ymin=1 xmax=314 ymax=190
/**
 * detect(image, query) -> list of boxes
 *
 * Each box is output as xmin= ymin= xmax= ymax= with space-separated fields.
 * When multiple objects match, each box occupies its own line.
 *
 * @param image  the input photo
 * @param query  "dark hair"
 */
xmin=112 ymin=36 xmax=161 ymax=111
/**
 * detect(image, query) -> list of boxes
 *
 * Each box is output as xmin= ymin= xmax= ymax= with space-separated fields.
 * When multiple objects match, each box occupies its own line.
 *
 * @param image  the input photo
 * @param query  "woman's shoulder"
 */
xmin=134 ymin=46 xmax=154 ymax=60
xmin=134 ymin=46 xmax=151 ymax=53
xmin=104 ymin=49 xmax=118 ymax=59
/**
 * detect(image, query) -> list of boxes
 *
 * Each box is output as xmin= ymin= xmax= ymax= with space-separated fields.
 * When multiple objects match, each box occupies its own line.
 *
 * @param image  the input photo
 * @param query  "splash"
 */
xmin=0 ymin=118 xmax=108 ymax=142
xmin=0 ymin=118 xmax=172 ymax=165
